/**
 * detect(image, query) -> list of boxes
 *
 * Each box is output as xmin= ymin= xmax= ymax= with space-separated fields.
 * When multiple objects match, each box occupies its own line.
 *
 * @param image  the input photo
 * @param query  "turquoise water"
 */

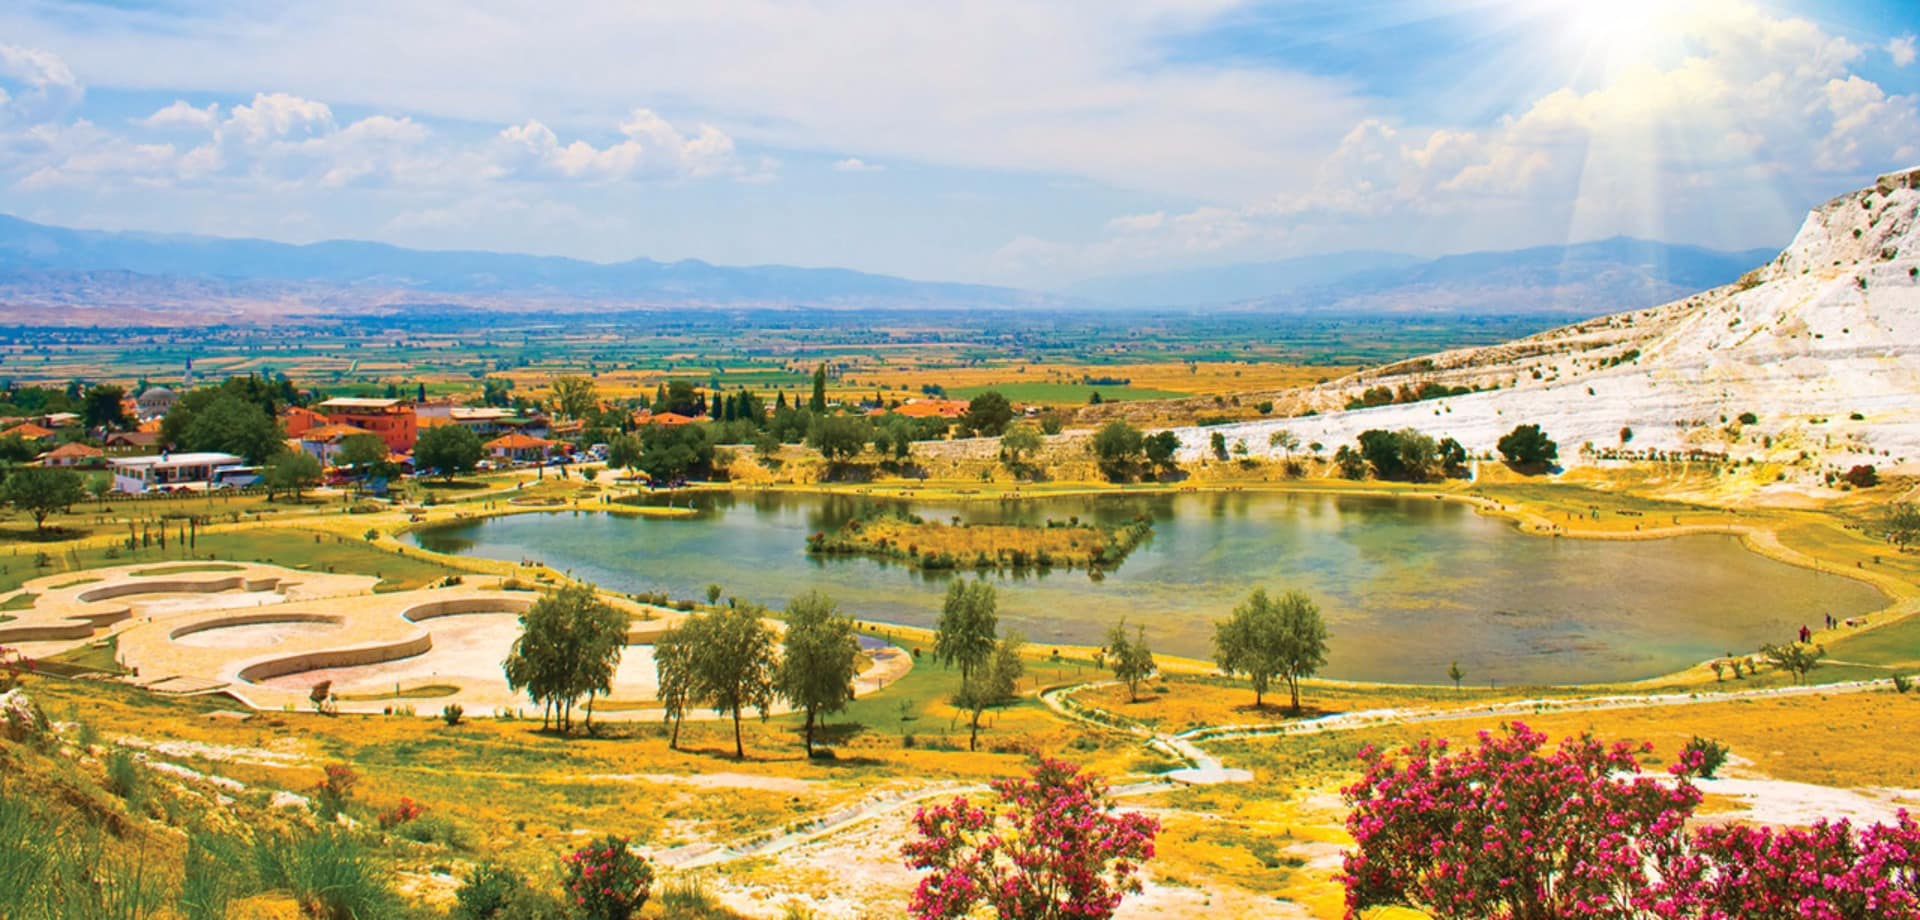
xmin=409 ymin=491 xmax=1885 ymax=685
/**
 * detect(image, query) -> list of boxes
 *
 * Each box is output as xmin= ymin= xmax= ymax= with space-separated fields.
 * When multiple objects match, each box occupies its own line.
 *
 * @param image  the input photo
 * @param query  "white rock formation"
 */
xmin=1172 ymin=168 xmax=1920 ymax=474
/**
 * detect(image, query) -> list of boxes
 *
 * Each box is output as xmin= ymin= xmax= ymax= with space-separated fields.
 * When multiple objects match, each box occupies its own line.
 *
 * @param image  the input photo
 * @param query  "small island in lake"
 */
xmin=805 ymin=510 xmax=1154 ymax=573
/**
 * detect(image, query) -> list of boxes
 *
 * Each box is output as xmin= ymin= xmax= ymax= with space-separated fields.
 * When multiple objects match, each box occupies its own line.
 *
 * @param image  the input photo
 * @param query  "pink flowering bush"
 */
xmin=1649 ymin=814 xmax=1920 ymax=918
xmin=561 ymin=834 xmax=652 ymax=920
xmin=902 ymin=758 xmax=1159 ymax=920
xmin=1340 ymin=722 xmax=1920 ymax=920
xmin=1340 ymin=722 xmax=1699 ymax=920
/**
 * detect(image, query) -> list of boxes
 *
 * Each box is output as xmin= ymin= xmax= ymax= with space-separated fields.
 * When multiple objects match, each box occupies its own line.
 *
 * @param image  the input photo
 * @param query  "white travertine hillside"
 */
xmin=1172 ymin=168 xmax=1920 ymax=474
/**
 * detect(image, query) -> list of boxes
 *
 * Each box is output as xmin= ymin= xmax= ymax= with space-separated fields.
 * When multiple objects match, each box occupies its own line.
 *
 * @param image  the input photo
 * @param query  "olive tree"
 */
xmin=775 ymin=590 xmax=860 ymax=756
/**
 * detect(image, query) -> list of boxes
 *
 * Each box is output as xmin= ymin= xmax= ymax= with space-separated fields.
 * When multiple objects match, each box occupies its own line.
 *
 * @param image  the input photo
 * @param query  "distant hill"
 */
xmin=1138 ymin=167 xmax=1920 ymax=474
xmin=1057 ymin=250 xmax=1420 ymax=307
xmin=0 ymin=214 xmax=1056 ymax=317
xmin=1255 ymin=236 xmax=1781 ymax=315
xmin=0 ymin=212 xmax=1779 ymax=324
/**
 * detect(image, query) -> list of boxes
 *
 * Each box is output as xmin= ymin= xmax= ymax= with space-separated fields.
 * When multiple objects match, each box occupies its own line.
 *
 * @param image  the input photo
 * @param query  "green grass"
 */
xmin=336 ymin=684 xmax=460 ymax=701
xmin=1 ymin=592 xmax=34 ymax=611
xmin=948 ymin=382 xmax=1185 ymax=404
xmin=1828 ymin=615 xmax=1920 ymax=668
xmin=128 ymin=564 xmax=245 ymax=576
xmin=0 ymin=529 xmax=458 ymax=594
xmin=47 ymin=637 xmax=123 ymax=674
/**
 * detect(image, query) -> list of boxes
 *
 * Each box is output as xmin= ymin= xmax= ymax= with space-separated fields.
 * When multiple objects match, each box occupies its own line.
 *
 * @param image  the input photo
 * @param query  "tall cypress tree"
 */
xmin=810 ymin=364 xmax=828 ymax=412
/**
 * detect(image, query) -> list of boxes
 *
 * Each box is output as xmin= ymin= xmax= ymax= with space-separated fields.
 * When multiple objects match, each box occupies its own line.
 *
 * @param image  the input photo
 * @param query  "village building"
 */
xmin=2 ymin=422 xmax=56 ymax=442
xmin=135 ymin=386 xmax=178 ymax=420
xmin=103 ymin=431 xmax=159 ymax=454
xmin=38 ymin=442 xmax=105 ymax=468
xmin=296 ymin=423 xmax=379 ymax=464
xmin=309 ymin=398 xmax=418 ymax=453
xmin=484 ymin=432 xmax=558 ymax=464
xmin=108 ymin=452 xmax=247 ymax=494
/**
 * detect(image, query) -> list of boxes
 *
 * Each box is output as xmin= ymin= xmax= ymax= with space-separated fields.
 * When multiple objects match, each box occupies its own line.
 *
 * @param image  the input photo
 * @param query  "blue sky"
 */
xmin=1 ymin=0 xmax=1917 ymax=288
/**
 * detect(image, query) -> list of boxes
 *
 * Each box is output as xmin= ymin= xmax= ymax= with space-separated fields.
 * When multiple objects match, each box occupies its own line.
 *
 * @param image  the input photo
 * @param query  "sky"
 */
xmin=1 ymin=0 xmax=1917 ymax=289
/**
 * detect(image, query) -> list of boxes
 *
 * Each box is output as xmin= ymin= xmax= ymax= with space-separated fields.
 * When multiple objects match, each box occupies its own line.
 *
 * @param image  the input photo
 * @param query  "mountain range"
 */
xmin=0 ymin=212 xmax=1779 ymax=324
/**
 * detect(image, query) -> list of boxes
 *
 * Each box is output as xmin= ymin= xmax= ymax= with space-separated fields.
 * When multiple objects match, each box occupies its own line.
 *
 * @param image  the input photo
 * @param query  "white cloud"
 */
xmin=137 ymin=100 xmax=219 ymax=132
xmin=1001 ymin=1 xmax=1920 ymax=280
xmin=1890 ymin=35 xmax=1917 ymax=67
xmin=0 ymin=43 xmax=81 ymax=124
xmin=491 ymin=108 xmax=740 ymax=182
xmin=833 ymin=157 xmax=883 ymax=172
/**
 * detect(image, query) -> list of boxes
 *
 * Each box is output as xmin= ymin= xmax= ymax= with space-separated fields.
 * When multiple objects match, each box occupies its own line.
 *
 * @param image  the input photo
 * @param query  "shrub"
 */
xmin=903 ymin=758 xmax=1157 ymax=920
xmin=104 ymin=747 xmax=143 ymax=803
xmin=452 ymin=864 xmax=527 ymax=919
xmin=315 ymin=762 xmax=357 ymax=818
xmin=1895 ymin=674 xmax=1913 ymax=694
xmin=253 ymin=828 xmax=402 ymax=920
xmin=1843 ymin=464 xmax=1879 ymax=488
xmin=1682 ymin=736 xmax=1730 ymax=778
xmin=562 ymin=835 xmax=653 ymax=920
xmin=441 ymin=703 xmax=465 ymax=726
xmin=377 ymin=796 xmax=425 ymax=829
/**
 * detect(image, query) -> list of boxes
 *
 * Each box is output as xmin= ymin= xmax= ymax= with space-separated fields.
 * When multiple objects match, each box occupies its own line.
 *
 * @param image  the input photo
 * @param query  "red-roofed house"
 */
xmin=643 ymin=412 xmax=698 ymax=427
xmin=485 ymin=433 xmax=557 ymax=463
xmin=297 ymin=423 xmax=378 ymax=463
xmin=2 ymin=422 xmax=55 ymax=441
xmin=39 ymin=442 xmax=105 ymax=468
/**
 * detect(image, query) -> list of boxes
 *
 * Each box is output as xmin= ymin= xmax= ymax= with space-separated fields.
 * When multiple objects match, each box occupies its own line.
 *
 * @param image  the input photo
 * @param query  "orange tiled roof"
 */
xmin=486 ymin=433 xmax=555 ymax=449
xmin=41 ymin=442 xmax=103 ymax=459
xmin=2 ymin=423 xmax=55 ymax=439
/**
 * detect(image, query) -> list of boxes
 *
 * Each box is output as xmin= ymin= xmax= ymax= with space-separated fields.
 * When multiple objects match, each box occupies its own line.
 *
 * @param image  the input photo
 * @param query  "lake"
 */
xmin=409 ymin=490 xmax=1885 ymax=685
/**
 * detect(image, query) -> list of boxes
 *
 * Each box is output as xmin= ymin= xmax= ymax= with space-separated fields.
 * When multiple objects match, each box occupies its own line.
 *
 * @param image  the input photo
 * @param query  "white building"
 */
xmin=108 ymin=452 xmax=247 ymax=494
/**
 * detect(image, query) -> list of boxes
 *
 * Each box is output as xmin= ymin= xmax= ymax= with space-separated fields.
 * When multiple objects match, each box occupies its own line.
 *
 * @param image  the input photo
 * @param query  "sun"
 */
xmin=1551 ymin=0 xmax=1700 ymax=68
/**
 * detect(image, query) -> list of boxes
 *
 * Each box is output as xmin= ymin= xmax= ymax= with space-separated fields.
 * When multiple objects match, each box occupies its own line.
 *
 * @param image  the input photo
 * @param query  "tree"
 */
xmin=606 ymin=434 xmax=642 ymax=476
xmin=1268 ymin=429 xmax=1299 ymax=458
xmin=1761 ymin=641 xmax=1825 ymax=684
xmin=653 ymin=626 xmax=694 ymax=750
xmin=1 ymin=467 xmax=85 ymax=532
xmin=1356 ymin=428 xmax=1438 ymax=481
xmin=1143 ymin=430 xmax=1180 ymax=475
xmin=263 ymin=450 xmax=322 ymax=501
xmin=810 ymin=364 xmax=829 ymax=413
xmin=1333 ymin=444 xmax=1367 ymax=480
xmin=1882 ymin=501 xmax=1920 ymax=547
xmin=956 ymin=633 xmax=1025 ymax=751
xmin=502 ymin=584 xmax=628 ymax=733
xmin=1497 ymin=423 xmax=1558 ymax=467
xmin=82 ymin=383 xmax=128 ymax=431
xmin=1447 ymin=660 xmax=1464 ymax=691
xmin=775 ymin=590 xmax=860 ymax=756
xmin=337 ymin=433 xmax=392 ymax=476
xmin=934 ymin=578 xmax=999 ymax=684
xmin=808 ymin=414 xmax=872 ymax=467
xmin=414 ymin=424 xmax=483 ymax=481
xmin=1103 ymin=619 xmax=1155 ymax=702
xmin=550 ymin=375 xmax=598 ymax=420
xmin=180 ymin=392 xmax=285 ymax=462
xmin=638 ymin=423 xmax=713 ymax=481
xmin=1209 ymin=431 xmax=1229 ymax=462
xmin=1437 ymin=437 xmax=1469 ymax=478
xmin=998 ymin=422 xmax=1042 ymax=473
xmin=903 ymin=758 xmax=1159 ymax=920
xmin=684 ymin=604 xmax=778 ymax=759
xmin=1089 ymin=420 xmax=1144 ymax=482
xmin=963 ymin=390 xmax=1014 ymax=437
xmin=482 ymin=377 xmax=514 ymax=408
xmin=1213 ymin=587 xmax=1327 ymax=711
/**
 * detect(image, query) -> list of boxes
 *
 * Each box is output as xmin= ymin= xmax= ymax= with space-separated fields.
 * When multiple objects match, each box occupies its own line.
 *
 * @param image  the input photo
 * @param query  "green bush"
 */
xmin=253 ymin=828 xmax=402 ymax=920
xmin=1682 ymin=736 xmax=1731 ymax=778
xmin=104 ymin=748 xmax=143 ymax=803
xmin=453 ymin=863 xmax=566 ymax=919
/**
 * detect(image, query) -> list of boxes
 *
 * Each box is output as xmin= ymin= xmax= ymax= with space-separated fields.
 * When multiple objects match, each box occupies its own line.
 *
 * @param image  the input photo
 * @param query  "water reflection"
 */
xmin=411 ymin=491 xmax=1884 ymax=686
